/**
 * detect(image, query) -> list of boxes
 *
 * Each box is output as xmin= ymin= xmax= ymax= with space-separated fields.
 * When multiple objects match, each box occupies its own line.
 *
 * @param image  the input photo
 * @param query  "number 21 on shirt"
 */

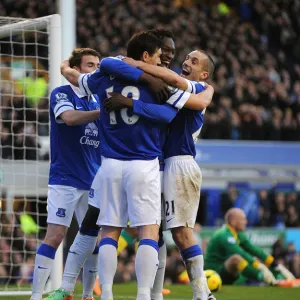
xmin=106 ymin=86 xmax=140 ymax=125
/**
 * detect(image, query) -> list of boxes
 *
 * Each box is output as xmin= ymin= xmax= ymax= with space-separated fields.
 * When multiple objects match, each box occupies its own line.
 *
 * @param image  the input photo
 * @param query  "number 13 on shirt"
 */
xmin=106 ymin=86 xmax=140 ymax=125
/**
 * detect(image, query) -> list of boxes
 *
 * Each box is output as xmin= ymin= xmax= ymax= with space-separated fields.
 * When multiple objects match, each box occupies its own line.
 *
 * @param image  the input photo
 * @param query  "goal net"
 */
xmin=0 ymin=15 xmax=61 ymax=296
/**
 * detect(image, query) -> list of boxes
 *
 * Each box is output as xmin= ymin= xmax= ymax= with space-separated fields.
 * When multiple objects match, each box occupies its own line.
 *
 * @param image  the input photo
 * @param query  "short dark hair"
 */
xmin=147 ymin=28 xmax=175 ymax=41
xmin=127 ymin=32 xmax=162 ymax=60
xmin=199 ymin=50 xmax=215 ymax=79
xmin=69 ymin=48 xmax=101 ymax=68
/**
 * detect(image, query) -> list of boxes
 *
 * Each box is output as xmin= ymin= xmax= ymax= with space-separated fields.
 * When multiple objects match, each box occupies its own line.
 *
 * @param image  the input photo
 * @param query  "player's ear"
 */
xmin=142 ymin=51 xmax=150 ymax=63
xmin=73 ymin=66 xmax=80 ymax=72
xmin=202 ymin=71 xmax=209 ymax=80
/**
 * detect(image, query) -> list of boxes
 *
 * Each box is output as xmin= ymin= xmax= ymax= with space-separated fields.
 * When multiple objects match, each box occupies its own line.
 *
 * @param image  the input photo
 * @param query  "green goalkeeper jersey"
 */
xmin=205 ymin=225 xmax=273 ymax=269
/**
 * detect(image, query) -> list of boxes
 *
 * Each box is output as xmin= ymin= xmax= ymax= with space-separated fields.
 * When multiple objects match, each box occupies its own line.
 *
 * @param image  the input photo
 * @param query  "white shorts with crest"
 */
xmin=47 ymin=185 xmax=89 ymax=227
xmin=163 ymin=156 xmax=202 ymax=230
xmin=93 ymin=156 xmax=161 ymax=228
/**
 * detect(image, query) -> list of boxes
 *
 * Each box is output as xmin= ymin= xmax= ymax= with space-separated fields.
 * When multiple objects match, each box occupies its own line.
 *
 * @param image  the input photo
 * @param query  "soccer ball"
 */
xmin=204 ymin=269 xmax=222 ymax=292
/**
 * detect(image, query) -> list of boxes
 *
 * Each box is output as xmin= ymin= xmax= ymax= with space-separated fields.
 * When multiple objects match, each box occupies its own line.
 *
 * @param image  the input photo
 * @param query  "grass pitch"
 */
xmin=4 ymin=283 xmax=300 ymax=300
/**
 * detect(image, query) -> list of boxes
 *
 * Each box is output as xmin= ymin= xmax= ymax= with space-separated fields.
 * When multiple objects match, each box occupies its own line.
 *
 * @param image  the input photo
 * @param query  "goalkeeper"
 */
xmin=205 ymin=208 xmax=295 ymax=285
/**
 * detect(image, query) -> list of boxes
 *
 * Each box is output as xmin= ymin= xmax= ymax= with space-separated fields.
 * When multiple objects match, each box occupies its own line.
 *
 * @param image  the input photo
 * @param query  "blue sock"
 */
xmin=181 ymin=245 xmax=202 ymax=260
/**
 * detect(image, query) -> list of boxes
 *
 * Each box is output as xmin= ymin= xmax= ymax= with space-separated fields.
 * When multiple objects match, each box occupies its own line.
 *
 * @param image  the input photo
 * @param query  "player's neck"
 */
xmin=226 ymin=224 xmax=238 ymax=239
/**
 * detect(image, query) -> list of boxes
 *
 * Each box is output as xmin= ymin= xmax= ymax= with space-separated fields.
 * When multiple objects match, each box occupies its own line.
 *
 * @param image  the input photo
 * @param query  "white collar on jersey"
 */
xmin=70 ymin=84 xmax=87 ymax=98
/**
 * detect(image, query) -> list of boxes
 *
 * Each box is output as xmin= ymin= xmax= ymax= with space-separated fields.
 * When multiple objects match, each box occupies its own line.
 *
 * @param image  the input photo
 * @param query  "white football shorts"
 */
xmin=47 ymin=185 xmax=89 ymax=227
xmin=160 ymin=170 xmax=165 ymax=224
xmin=88 ymin=168 xmax=101 ymax=210
xmin=163 ymin=155 xmax=202 ymax=230
xmin=96 ymin=156 xmax=161 ymax=228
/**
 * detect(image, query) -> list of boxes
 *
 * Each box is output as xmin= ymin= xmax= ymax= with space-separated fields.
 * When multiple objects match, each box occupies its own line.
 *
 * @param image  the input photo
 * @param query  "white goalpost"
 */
xmin=0 ymin=14 xmax=62 ymax=296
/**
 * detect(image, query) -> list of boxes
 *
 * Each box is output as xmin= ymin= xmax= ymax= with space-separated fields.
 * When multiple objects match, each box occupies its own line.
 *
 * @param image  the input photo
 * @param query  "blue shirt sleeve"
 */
xmin=166 ymin=88 xmax=192 ymax=109
xmin=78 ymin=69 xmax=104 ymax=95
xmin=50 ymin=87 xmax=74 ymax=123
xmin=100 ymin=57 xmax=143 ymax=82
xmin=184 ymin=79 xmax=206 ymax=94
xmin=132 ymin=101 xmax=178 ymax=124
xmin=90 ymin=94 xmax=101 ymax=110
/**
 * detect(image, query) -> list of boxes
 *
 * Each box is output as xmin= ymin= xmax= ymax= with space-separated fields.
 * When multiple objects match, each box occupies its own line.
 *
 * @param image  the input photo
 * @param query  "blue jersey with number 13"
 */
xmin=79 ymin=57 xmax=190 ymax=161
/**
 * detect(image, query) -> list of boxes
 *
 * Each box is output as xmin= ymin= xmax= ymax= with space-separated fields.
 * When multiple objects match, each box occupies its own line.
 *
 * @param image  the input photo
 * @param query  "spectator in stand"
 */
xmin=221 ymin=184 xmax=238 ymax=215
xmin=272 ymin=239 xmax=299 ymax=278
xmin=272 ymin=237 xmax=287 ymax=261
xmin=274 ymin=193 xmax=287 ymax=227
xmin=257 ymin=189 xmax=271 ymax=226
xmin=292 ymin=253 xmax=300 ymax=278
xmin=286 ymin=192 xmax=300 ymax=212
xmin=286 ymin=243 xmax=297 ymax=269
xmin=285 ymin=206 xmax=299 ymax=227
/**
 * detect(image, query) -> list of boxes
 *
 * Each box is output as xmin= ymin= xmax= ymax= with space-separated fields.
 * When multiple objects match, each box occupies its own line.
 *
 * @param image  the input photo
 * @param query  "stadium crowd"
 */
xmin=0 ymin=213 xmax=39 ymax=285
xmin=1 ymin=0 xmax=300 ymax=158
xmin=220 ymin=187 xmax=300 ymax=228
xmin=76 ymin=0 xmax=300 ymax=141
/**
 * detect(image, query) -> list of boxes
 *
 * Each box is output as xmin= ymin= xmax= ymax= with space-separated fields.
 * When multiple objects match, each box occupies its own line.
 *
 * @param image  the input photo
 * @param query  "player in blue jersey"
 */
xmin=116 ymin=28 xmax=176 ymax=299
xmin=59 ymin=32 xmax=190 ymax=300
xmin=104 ymin=49 xmax=216 ymax=300
xmin=148 ymin=28 xmax=176 ymax=299
xmin=51 ymin=29 xmax=199 ymax=300
xmin=60 ymin=35 xmax=213 ymax=300
xmin=46 ymin=33 xmax=175 ymax=300
xmin=60 ymin=32 xmax=215 ymax=300
xmin=30 ymin=48 xmax=101 ymax=300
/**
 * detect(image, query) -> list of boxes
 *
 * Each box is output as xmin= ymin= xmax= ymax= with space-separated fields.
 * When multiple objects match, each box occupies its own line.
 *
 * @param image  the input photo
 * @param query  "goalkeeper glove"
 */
xmin=258 ymin=263 xmax=277 ymax=285
xmin=275 ymin=264 xmax=296 ymax=280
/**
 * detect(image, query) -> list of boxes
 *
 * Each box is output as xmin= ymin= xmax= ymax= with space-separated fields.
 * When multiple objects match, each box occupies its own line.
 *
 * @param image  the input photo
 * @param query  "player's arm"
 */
xmin=239 ymin=232 xmax=273 ymax=266
xmin=104 ymin=86 xmax=196 ymax=124
xmin=61 ymin=57 xmax=140 ymax=89
xmin=100 ymin=56 xmax=144 ymax=81
xmin=104 ymin=84 xmax=212 ymax=123
xmin=123 ymin=57 xmax=209 ymax=97
xmin=123 ymin=57 xmax=189 ymax=90
xmin=61 ymin=57 xmax=140 ymax=94
xmin=104 ymin=92 xmax=177 ymax=124
xmin=100 ymin=57 xmax=170 ymax=102
xmin=221 ymin=235 xmax=277 ymax=283
xmin=152 ymin=81 xmax=213 ymax=111
xmin=239 ymin=232 xmax=296 ymax=280
xmin=60 ymin=110 xmax=100 ymax=126
xmin=60 ymin=60 xmax=81 ymax=87
xmin=182 ymin=84 xmax=213 ymax=110
xmin=61 ymin=60 xmax=106 ymax=96
xmin=50 ymin=88 xmax=100 ymax=126
xmin=61 ymin=57 xmax=170 ymax=102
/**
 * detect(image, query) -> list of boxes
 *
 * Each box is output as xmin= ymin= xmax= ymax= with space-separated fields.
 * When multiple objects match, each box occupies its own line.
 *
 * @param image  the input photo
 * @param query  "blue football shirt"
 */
xmin=164 ymin=80 xmax=206 ymax=158
xmin=125 ymin=79 xmax=207 ymax=158
xmin=49 ymin=85 xmax=101 ymax=190
xmin=78 ymin=57 xmax=191 ymax=161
